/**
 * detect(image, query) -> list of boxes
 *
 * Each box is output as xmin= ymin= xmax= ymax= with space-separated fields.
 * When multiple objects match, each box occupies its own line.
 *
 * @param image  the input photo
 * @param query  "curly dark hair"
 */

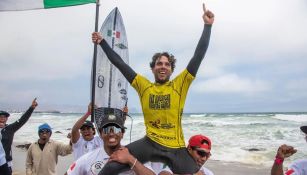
xmin=149 ymin=52 xmax=176 ymax=71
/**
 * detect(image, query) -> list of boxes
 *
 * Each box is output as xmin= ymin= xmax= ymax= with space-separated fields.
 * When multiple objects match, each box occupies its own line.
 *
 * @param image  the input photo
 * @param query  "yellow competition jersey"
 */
xmin=131 ymin=69 xmax=195 ymax=148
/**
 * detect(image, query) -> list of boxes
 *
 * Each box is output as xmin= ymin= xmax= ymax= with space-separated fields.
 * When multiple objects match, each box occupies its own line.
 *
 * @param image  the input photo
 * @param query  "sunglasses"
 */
xmin=39 ymin=129 xmax=51 ymax=134
xmin=192 ymin=148 xmax=211 ymax=158
xmin=101 ymin=125 xmax=122 ymax=134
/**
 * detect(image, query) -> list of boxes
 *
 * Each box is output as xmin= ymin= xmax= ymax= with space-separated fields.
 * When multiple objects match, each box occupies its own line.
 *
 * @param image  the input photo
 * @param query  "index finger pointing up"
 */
xmin=203 ymin=3 xmax=206 ymax=12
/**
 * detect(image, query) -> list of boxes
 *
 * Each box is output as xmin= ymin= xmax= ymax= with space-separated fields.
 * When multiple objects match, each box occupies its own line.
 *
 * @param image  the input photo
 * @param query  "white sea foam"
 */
xmin=273 ymin=114 xmax=307 ymax=122
xmin=189 ymin=114 xmax=207 ymax=118
xmin=7 ymin=112 xmax=307 ymax=167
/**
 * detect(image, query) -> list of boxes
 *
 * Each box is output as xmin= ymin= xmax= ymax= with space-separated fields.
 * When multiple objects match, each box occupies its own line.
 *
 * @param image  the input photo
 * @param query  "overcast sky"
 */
xmin=1 ymin=0 xmax=307 ymax=113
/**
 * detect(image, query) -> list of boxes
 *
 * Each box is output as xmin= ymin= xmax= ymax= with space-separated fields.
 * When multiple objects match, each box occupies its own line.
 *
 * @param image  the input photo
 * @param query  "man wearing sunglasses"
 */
xmin=26 ymin=123 xmax=72 ymax=175
xmin=66 ymin=113 xmax=156 ymax=175
xmin=271 ymin=126 xmax=307 ymax=175
xmin=158 ymin=134 xmax=214 ymax=175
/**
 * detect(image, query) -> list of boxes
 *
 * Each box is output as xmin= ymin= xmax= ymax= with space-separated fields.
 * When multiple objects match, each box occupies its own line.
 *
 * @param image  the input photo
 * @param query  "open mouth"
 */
xmin=108 ymin=137 xmax=117 ymax=144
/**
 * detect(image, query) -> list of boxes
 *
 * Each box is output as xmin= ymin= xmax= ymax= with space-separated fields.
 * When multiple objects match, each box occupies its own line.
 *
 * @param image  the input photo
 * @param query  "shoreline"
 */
xmin=12 ymin=143 xmax=270 ymax=175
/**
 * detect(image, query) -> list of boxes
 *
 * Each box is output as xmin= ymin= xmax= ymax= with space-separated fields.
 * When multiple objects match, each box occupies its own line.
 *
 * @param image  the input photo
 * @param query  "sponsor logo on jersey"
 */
xmin=90 ymin=161 xmax=105 ymax=175
xmin=149 ymin=94 xmax=170 ymax=110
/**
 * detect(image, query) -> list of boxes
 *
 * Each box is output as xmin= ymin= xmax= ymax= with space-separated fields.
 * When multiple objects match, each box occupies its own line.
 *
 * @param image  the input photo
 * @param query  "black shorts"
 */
xmin=99 ymin=136 xmax=199 ymax=174
xmin=0 ymin=163 xmax=11 ymax=175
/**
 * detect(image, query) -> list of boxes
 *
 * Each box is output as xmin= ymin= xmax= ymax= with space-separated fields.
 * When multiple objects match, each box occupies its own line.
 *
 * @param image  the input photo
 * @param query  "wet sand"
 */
xmin=12 ymin=143 xmax=270 ymax=175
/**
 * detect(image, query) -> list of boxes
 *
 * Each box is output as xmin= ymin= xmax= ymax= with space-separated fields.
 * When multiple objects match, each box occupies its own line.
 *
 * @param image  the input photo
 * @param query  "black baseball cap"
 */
xmin=100 ymin=113 xmax=125 ymax=129
xmin=300 ymin=126 xmax=307 ymax=134
xmin=0 ymin=111 xmax=10 ymax=117
xmin=80 ymin=121 xmax=95 ymax=129
xmin=94 ymin=108 xmax=125 ymax=129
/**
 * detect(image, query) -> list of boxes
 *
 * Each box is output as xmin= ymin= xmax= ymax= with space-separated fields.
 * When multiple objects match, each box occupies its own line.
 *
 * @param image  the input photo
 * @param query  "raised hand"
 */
xmin=123 ymin=106 xmax=128 ymax=114
xmin=203 ymin=3 xmax=215 ymax=25
xmin=31 ymin=98 xmax=38 ymax=108
xmin=87 ymin=103 xmax=92 ymax=115
xmin=92 ymin=32 xmax=103 ymax=44
xmin=276 ymin=144 xmax=297 ymax=159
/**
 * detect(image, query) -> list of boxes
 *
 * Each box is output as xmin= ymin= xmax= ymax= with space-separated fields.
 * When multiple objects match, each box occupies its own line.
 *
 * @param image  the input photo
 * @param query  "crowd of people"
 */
xmin=1 ymin=3 xmax=306 ymax=175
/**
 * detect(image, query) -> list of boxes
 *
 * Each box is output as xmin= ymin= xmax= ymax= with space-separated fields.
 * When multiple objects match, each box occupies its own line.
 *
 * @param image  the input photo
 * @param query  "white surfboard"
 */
xmin=94 ymin=7 xmax=129 ymax=129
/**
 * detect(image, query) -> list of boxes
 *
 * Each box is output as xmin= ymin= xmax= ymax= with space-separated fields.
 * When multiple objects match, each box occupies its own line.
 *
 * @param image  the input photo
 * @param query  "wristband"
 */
xmin=130 ymin=158 xmax=137 ymax=170
xmin=275 ymin=155 xmax=284 ymax=165
xmin=85 ymin=111 xmax=91 ymax=116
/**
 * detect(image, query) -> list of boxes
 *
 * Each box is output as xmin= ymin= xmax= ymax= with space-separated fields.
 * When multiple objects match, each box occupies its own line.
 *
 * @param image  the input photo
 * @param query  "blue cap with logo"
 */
xmin=38 ymin=123 xmax=52 ymax=134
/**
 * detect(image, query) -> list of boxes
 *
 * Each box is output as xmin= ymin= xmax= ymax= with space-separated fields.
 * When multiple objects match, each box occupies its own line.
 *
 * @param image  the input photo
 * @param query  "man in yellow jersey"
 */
xmin=92 ymin=3 xmax=214 ymax=174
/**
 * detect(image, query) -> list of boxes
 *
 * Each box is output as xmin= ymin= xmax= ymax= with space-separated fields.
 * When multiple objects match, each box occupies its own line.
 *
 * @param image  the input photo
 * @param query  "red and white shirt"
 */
xmin=285 ymin=159 xmax=307 ymax=175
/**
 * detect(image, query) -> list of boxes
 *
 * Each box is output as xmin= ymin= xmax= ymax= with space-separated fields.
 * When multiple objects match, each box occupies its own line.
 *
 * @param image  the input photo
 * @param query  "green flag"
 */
xmin=0 ymin=0 xmax=96 ymax=11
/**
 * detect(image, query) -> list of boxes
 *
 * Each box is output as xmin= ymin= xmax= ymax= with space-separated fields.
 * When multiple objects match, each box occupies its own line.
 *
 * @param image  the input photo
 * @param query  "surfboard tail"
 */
xmin=94 ymin=107 xmax=126 ymax=130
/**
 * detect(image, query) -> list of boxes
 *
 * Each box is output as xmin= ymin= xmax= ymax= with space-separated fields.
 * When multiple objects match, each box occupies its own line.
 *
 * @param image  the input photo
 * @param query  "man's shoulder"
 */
xmin=50 ymin=139 xmax=69 ymax=146
xmin=172 ymin=69 xmax=194 ymax=80
xmin=287 ymin=159 xmax=307 ymax=174
xmin=75 ymin=136 xmax=102 ymax=145
xmin=28 ymin=142 xmax=37 ymax=149
xmin=49 ymin=139 xmax=59 ymax=144
xmin=201 ymin=167 xmax=214 ymax=175
xmin=80 ymin=148 xmax=107 ymax=160
xmin=133 ymin=74 xmax=152 ymax=84
xmin=290 ymin=158 xmax=307 ymax=167
xmin=291 ymin=159 xmax=307 ymax=167
xmin=74 ymin=136 xmax=85 ymax=146
xmin=93 ymin=136 xmax=103 ymax=142
xmin=70 ymin=148 xmax=109 ymax=175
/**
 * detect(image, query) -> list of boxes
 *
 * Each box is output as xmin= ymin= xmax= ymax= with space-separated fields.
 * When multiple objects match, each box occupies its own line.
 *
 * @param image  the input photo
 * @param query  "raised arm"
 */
xmin=187 ymin=3 xmax=214 ymax=76
xmin=71 ymin=103 xmax=91 ymax=144
xmin=92 ymin=33 xmax=137 ymax=84
xmin=7 ymin=98 xmax=38 ymax=132
xmin=271 ymin=144 xmax=297 ymax=175
xmin=56 ymin=141 xmax=73 ymax=156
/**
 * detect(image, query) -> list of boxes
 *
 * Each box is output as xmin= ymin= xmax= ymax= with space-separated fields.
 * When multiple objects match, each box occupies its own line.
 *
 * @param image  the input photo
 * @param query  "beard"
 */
xmin=109 ymin=144 xmax=121 ymax=151
xmin=155 ymin=75 xmax=170 ymax=84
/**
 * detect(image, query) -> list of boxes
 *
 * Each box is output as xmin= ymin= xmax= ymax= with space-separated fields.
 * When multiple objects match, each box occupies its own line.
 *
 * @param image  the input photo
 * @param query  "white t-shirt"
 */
xmin=67 ymin=148 xmax=154 ymax=175
xmin=285 ymin=159 xmax=307 ymax=175
xmin=72 ymin=136 xmax=103 ymax=160
xmin=158 ymin=164 xmax=214 ymax=175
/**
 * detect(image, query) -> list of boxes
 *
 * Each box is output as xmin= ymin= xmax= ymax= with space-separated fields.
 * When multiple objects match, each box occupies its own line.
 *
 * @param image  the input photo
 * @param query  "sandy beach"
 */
xmin=11 ymin=143 xmax=270 ymax=175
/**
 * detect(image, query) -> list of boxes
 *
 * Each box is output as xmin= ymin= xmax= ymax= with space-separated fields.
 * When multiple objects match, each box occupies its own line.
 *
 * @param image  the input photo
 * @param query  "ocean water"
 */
xmin=8 ymin=112 xmax=307 ymax=167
